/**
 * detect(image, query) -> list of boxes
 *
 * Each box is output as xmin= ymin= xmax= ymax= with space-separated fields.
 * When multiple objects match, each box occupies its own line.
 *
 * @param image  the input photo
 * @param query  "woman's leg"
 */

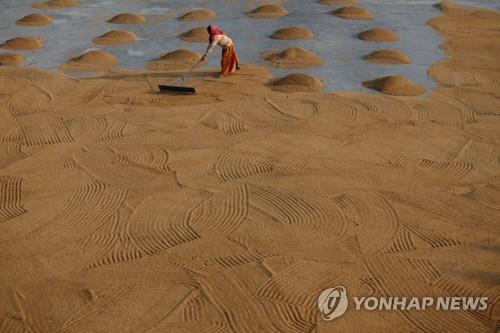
xmin=220 ymin=46 xmax=238 ymax=76
xmin=220 ymin=47 xmax=228 ymax=75
xmin=234 ymin=46 xmax=241 ymax=70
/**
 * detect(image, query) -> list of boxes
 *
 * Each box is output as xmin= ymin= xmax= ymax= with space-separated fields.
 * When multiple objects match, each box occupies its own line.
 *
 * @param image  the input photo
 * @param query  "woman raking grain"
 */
xmin=201 ymin=25 xmax=240 ymax=76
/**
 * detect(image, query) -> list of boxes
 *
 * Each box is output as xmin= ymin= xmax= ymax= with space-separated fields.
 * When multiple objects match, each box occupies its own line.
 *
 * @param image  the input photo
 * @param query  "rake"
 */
xmin=158 ymin=60 xmax=201 ymax=94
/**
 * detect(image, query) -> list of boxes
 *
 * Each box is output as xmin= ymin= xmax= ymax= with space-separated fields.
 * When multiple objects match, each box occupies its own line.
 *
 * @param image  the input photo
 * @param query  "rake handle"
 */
xmin=170 ymin=59 xmax=203 ymax=86
xmin=184 ymin=59 xmax=203 ymax=79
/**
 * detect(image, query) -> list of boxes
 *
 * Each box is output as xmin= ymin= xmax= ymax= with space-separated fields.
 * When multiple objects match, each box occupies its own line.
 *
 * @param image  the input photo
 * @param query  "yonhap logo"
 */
xmin=317 ymin=286 xmax=349 ymax=321
xmin=318 ymin=286 xmax=489 ymax=322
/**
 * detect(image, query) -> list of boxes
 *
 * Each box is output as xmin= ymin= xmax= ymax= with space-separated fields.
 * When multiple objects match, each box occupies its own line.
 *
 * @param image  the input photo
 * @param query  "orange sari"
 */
xmin=221 ymin=45 xmax=240 ymax=76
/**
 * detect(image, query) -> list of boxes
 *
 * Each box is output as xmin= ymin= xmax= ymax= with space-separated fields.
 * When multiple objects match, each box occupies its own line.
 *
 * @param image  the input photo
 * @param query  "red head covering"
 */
xmin=207 ymin=25 xmax=224 ymax=42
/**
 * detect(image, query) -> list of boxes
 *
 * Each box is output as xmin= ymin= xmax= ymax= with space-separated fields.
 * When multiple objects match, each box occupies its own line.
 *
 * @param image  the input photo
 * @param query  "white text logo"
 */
xmin=318 ymin=288 xmax=489 ymax=321
xmin=317 ymin=286 xmax=349 ymax=321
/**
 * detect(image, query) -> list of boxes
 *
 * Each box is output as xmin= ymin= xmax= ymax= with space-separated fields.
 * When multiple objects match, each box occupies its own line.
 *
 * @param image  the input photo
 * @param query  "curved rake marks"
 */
xmin=256 ymin=149 xmax=307 ymax=176
xmin=215 ymin=151 xmax=274 ymax=182
xmin=316 ymin=191 xmax=352 ymax=237
xmin=434 ymin=68 xmax=483 ymax=88
xmin=112 ymin=147 xmax=169 ymax=173
xmin=440 ymin=91 xmax=481 ymax=123
xmin=449 ymin=139 xmax=475 ymax=162
xmin=261 ymin=301 xmax=316 ymax=333
xmin=264 ymin=97 xmax=301 ymax=121
xmin=415 ymin=225 xmax=463 ymax=249
xmin=201 ymin=321 xmax=230 ymax=333
xmin=215 ymin=144 xmax=308 ymax=182
xmin=99 ymin=120 xmax=128 ymax=141
xmin=165 ymin=255 xmax=221 ymax=277
xmin=202 ymin=112 xmax=248 ymax=135
xmin=0 ymin=176 xmax=27 ymax=223
xmin=130 ymin=213 xmax=199 ymax=257
xmin=18 ymin=114 xmax=74 ymax=146
xmin=181 ymin=291 xmax=211 ymax=323
xmin=64 ymin=115 xmax=107 ymax=141
xmin=418 ymin=158 xmax=474 ymax=180
xmin=351 ymin=94 xmax=416 ymax=122
xmin=155 ymin=321 xmax=228 ymax=333
xmin=198 ymin=272 xmax=278 ymax=333
xmin=364 ymin=193 xmax=401 ymax=254
xmin=255 ymin=260 xmax=338 ymax=310
xmin=436 ymin=88 xmax=500 ymax=125
xmin=268 ymin=97 xmax=322 ymax=119
xmin=343 ymin=104 xmax=359 ymax=122
xmin=102 ymin=85 xmax=141 ymax=97
xmin=435 ymin=23 xmax=472 ymax=34
xmin=394 ymin=120 xmax=416 ymax=127
xmin=460 ymin=106 xmax=478 ymax=123
xmin=349 ymin=96 xmax=382 ymax=113
xmin=433 ymin=274 xmax=480 ymax=297
xmin=250 ymin=185 xmax=308 ymax=225
xmin=332 ymin=192 xmax=400 ymax=254
xmin=8 ymin=86 xmax=51 ymax=117
xmin=383 ymin=228 xmax=416 ymax=254
xmin=455 ymin=93 xmax=500 ymax=117
xmin=104 ymin=95 xmax=170 ymax=106
xmin=322 ymin=97 xmax=359 ymax=122
xmin=387 ymin=154 xmax=413 ymax=169
xmin=308 ymin=100 xmax=320 ymax=116
xmin=211 ymin=248 xmax=272 ymax=270
xmin=81 ymin=211 xmax=142 ymax=270
xmin=42 ymin=181 xmax=127 ymax=249
xmin=409 ymin=97 xmax=467 ymax=123
xmin=412 ymin=103 xmax=431 ymax=121
xmin=389 ymin=198 xmax=463 ymax=249
xmin=433 ymin=273 xmax=500 ymax=311
xmin=462 ymin=184 xmax=500 ymax=209
xmin=406 ymin=258 xmax=442 ymax=283
xmin=462 ymin=143 xmax=478 ymax=162
xmin=363 ymin=259 xmax=421 ymax=328
xmin=442 ymin=68 xmax=484 ymax=87
xmin=0 ymin=143 xmax=27 ymax=168
xmin=249 ymin=185 xmax=348 ymax=235
xmin=387 ymin=189 xmax=496 ymax=233
xmin=56 ymin=84 xmax=104 ymax=110
xmin=0 ymin=77 xmax=22 ymax=98
xmin=189 ymin=185 xmax=248 ymax=238
xmin=63 ymin=156 xmax=79 ymax=169
xmin=57 ymin=284 xmax=135 ymax=333
xmin=330 ymin=193 xmax=361 ymax=224
xmin=428 ymin=192 xmax=495 ymax=230
xmin=76 ymin=215 xmax=120 ymax=255
xmin=201 ymin=321 xmax=229 ymax=333
xmin=134 ymin=95 xmax=170 ymax=105
xmin=364 ymin=257 xmax=495 ymax=333
xmin=0 ymin=125 xmax=24 ymax=143
xmin=86 ymin=237 xmax=144 ymax=269
xmin=125 ymin=190 xmax=203 ymax=258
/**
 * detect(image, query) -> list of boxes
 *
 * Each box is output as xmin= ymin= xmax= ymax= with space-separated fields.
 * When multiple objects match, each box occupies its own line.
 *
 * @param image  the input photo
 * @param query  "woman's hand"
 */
xmin=201 ymin=54 xmax=207 ymax=61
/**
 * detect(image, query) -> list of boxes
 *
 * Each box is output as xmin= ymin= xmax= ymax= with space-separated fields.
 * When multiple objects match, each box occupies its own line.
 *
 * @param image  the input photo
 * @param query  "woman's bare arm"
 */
xmin=202 ymin=36 xmax=220 ymax=60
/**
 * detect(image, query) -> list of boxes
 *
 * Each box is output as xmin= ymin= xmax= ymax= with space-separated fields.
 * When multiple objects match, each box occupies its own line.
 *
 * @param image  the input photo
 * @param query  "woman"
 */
xmin=201 ymin=25 xmax=240 ymax=76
